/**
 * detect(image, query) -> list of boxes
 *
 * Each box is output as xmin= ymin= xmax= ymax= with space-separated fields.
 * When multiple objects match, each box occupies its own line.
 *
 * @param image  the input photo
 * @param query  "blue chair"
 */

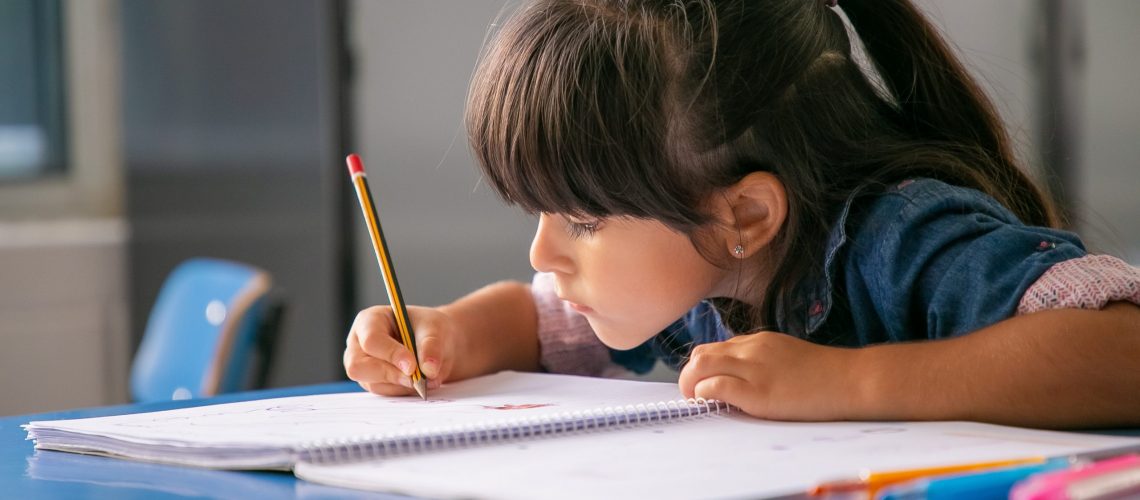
xmin=130 ymin=258 xmax=284 ymax=402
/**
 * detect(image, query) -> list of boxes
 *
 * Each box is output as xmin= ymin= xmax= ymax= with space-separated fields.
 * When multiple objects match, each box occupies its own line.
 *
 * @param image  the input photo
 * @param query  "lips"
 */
xmin=566 ymin=301 xmax=593 ymax=314
xmin=558 ymin=295 xmax=594 ymax=314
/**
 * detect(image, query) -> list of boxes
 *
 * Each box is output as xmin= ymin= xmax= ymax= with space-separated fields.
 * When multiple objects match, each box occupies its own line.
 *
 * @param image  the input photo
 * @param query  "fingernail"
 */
xmin=398 ymin=360 xmax=412 ymax=376
xmin=421 ymin=358 xmax=439 ymax=378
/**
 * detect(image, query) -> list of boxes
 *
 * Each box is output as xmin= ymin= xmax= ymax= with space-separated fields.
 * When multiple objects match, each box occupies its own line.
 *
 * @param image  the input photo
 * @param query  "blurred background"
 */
xmin=0 ymin=0 xmax=1136 ymax=416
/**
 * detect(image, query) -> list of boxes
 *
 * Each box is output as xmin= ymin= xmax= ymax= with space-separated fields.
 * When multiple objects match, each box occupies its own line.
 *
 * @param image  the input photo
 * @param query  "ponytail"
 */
xmin=841 ymin=0 xmax=1061 ymax=227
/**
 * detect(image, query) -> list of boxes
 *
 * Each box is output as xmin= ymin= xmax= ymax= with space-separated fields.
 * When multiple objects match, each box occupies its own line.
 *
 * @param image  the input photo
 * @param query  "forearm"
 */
xmin=439 ymin=281 xmax=541 ymax=380
xmin=851 ymin=302 xmax=1140 ymax=429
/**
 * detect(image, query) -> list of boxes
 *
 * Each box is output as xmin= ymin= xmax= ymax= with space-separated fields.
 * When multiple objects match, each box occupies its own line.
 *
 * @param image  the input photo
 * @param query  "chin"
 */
xmin=587 ymin=318 xmax=656 ymax=351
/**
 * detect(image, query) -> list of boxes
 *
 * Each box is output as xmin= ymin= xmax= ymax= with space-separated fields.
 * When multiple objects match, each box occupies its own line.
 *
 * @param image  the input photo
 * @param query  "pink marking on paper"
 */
xmin=480 ymin=403 xmax=555 ymax=411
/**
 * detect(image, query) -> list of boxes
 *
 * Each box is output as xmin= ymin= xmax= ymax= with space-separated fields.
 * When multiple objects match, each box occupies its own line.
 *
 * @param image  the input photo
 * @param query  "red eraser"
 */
xmin=346 ymin=154 xmax=365 ymax=175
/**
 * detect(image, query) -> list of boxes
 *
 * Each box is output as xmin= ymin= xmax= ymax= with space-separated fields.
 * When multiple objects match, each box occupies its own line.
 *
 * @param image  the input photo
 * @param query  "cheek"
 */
xmin=588 ymin=234 xmax=721 ymax=350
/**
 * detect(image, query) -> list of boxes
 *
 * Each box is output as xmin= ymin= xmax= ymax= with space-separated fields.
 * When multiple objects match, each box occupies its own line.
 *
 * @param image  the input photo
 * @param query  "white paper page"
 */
xmin=295 ymin=416 xmax=1140 ymax=500
xmin=27 ymin=371 xmax=686 ymax=451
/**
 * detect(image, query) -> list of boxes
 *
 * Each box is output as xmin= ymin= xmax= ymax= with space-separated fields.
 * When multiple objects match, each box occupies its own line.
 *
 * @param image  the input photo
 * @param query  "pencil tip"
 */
xmin=413 ymin=380 xmax=427 ymax=400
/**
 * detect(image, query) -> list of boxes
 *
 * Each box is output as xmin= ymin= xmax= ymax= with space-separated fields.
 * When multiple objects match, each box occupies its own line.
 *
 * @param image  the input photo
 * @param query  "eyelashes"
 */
xmin=541 ymin=212 xmax=606 ymax=240
xmin=564 ymin=218 xmax=603 ymax=239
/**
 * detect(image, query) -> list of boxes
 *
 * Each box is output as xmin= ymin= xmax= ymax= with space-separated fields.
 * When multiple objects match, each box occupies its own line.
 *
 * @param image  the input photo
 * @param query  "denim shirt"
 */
xmin=611 ymin=178 xmax=1087 ymax=374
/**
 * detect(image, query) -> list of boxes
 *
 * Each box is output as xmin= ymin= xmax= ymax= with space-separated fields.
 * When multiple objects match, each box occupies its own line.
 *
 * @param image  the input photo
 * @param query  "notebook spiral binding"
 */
xmin=297 ymin=398 xmax=731 ymax=465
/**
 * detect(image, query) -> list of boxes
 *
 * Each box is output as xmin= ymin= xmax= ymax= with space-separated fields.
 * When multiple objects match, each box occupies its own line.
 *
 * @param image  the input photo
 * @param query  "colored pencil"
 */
xmin=810 ymin=457 xmax=1045 ymax=497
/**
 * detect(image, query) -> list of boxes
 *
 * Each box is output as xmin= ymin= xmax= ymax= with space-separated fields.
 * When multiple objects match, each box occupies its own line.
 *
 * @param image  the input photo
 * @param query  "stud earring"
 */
xmin=733 ymin=244 xmax=744 ymax=257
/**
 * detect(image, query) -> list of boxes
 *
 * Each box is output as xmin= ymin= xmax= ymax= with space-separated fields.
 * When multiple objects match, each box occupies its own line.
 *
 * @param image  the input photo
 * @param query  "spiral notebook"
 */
xmin=24 ymin=372 xmax=725 ymax=470
xmin=24 ymin=371 xmax=1140 ymax=499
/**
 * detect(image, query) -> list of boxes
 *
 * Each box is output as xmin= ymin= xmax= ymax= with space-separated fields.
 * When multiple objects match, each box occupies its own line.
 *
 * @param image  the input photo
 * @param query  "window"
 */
xmin=0 ymin=0 xmax=67 ymax=179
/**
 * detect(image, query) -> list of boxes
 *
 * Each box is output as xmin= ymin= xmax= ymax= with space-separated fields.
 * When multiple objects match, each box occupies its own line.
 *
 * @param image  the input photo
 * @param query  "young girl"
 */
xmin=345 ymin=0 xmax=1140 ymax=429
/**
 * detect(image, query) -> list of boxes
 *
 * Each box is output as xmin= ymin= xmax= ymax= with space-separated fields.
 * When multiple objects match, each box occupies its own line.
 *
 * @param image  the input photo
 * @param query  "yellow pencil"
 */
xmin=346 ymin=153 xmax=427 ymax=399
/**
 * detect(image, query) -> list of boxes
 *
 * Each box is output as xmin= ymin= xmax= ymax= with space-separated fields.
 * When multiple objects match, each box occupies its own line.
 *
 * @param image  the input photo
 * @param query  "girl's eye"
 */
xmin=565 ymin=218 xmax=603 ymax=239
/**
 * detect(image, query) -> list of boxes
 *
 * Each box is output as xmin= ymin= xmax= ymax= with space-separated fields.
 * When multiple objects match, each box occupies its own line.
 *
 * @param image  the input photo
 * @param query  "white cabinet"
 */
xmin=0 ymin=219 xmax=129 ymax=415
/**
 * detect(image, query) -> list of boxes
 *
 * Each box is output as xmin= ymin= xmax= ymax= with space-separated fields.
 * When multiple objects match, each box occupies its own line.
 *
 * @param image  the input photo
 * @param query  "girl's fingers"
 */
xmin=346 ymin=304 xmax=459 ymax=394
xmin=347 ymin=355 xmax=416 ymax=395
xmin=344 ymin=327 xmax=423 ymax=397
xmin=343 ymin=332 xmax=378 ymax=381
xmin=691 ymin=375 xmax=751 ymax=409
xmin=677 ymin=346 xmax=743 ymax=398
xmin=415 ymin=333 xmax=451 ymax=381
xmin=344 ymin=336 xmax=413 ymax=388
xmin=359 ymin=381 xmax=415 ymax=397
xmin=352 ymin=308 xmax=417 ymax=375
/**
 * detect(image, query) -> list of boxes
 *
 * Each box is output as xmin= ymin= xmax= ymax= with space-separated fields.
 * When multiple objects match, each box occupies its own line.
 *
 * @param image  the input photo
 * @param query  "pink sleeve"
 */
xmin=1017 ymin=254 xmax=1140 ymax=315
xmin=530 ymin=272 xmax=625 ymax=376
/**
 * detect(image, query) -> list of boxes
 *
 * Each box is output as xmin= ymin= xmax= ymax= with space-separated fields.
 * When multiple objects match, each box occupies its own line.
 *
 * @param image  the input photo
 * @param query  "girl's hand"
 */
xmin=677 ymin=332 xmax=860 ymax=421
xmin=344 ymin=305 xmax=461 ymax=396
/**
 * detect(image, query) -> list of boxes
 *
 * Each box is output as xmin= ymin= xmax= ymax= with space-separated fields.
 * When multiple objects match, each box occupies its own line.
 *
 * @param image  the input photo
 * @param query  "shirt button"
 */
xmin=809 ymin=300 xmax=825 ymax=316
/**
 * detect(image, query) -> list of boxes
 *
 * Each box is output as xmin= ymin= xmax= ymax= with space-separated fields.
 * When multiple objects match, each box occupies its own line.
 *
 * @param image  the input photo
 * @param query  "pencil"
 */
xmin=346 ymin=153 xmax=427 ymax=399
xmin=809 ymin=456 xmax=1044 ymax=497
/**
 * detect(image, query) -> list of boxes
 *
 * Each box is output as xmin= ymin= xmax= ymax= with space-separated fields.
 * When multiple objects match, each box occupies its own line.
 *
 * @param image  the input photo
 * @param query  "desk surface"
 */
xmin=6 ymin=384 xmax=1139 ymax=499
xmin=0 ymin=382 xmax=404 ymax=498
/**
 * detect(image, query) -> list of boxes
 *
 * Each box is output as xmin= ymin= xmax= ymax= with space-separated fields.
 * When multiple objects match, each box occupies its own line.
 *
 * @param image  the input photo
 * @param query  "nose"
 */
xmin=529 ymin=213 xmax=573 ymax=275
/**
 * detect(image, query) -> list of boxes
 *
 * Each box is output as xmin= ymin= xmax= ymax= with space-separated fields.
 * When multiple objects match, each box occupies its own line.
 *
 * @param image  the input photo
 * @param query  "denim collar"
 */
xmin=775 ymin=183 xmax=877 ymax=337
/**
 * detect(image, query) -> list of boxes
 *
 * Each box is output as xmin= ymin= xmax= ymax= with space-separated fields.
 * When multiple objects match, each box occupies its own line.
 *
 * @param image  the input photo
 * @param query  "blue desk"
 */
xmin=6 ymin=384 xmax=1139 ymax=499
xmin=0 ymin=382 xmax=404 ymax=498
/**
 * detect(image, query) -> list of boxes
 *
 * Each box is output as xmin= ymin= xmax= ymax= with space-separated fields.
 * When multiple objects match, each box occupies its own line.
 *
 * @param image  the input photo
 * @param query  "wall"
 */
xmin=924 ymin=0 xmax=1140 ymax=261
xmin=0 ymin=0 xmax=128 ymax=415
xmin=349 ymin=0 xmax=535 ymax=311
xmin=121 ymin=0 xmax=350 ymax=389
xmin=1080 ymin=1 xmax=1140 ymax=262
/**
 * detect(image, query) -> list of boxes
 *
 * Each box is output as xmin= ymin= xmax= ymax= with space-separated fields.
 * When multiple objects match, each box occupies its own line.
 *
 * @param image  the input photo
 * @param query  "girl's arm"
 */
xmin=852 ymin=301 xmax=1140 ymax=429
xmin=679 ymin=302 xmax=1140 ymax=429
xmin=438 ymin=274 xmax=621 ymax=379
xmin=439 ymin=281 xmax=542 ymax=380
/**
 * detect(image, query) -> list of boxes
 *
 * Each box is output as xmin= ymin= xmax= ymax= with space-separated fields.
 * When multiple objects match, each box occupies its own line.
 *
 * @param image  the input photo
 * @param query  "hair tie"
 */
xmin=824 ymin=0 xmax=837 ymax=7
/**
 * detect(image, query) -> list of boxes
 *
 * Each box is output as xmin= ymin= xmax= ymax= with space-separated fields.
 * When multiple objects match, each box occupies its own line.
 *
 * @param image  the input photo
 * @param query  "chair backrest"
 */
xmin=130 ymin=258 xmax=279 ymax=402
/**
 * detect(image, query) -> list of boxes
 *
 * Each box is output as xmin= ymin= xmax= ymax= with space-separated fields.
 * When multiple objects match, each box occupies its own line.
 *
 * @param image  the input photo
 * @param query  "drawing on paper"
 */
xmin=480 ymin=403 xmax=554 ymax=411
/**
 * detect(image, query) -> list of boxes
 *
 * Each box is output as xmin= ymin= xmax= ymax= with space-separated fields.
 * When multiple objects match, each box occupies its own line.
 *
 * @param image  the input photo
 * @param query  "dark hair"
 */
xmin=465 ymin=0 xmax=1060 ymax=333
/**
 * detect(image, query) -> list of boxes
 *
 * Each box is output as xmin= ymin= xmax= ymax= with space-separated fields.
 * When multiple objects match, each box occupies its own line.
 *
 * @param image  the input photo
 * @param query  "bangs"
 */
xmin=465 ymin=1 xmax=704 ymax=224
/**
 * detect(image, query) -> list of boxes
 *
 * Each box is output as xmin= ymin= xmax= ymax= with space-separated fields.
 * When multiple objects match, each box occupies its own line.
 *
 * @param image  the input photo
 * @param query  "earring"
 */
xmin=733 ymin=244 xmax=744 ymax=257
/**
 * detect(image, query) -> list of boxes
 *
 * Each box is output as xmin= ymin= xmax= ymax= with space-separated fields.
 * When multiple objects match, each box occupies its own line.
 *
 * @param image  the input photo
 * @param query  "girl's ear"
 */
xmin=716 ymin=172 xmax=788 ymax=259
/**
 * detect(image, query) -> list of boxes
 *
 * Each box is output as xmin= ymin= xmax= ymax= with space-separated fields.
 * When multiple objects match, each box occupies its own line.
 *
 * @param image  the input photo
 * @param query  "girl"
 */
xmin=345 ymin=0 xmax=1140 ymax=428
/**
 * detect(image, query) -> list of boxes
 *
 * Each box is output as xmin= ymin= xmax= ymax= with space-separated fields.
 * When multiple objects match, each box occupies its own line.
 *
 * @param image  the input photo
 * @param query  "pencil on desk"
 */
xmin=346 ymin=153 xmax=428 ymax=400
xmin=809 ymin=456 xmax=1044 ymax=497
